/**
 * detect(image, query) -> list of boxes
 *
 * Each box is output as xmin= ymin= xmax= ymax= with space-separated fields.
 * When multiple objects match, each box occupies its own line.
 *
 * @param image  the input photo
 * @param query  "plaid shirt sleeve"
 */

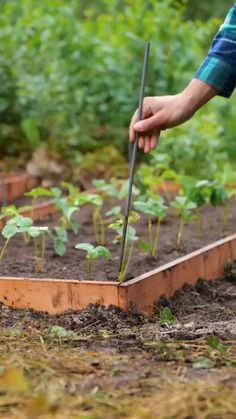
xmin=195 ymin=3 xmax=236 ymax=98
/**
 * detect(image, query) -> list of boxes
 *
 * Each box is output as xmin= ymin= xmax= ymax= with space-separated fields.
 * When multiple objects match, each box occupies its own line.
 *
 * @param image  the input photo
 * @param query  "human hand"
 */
xmin=129 ymin=79 xmax=218 ymax=153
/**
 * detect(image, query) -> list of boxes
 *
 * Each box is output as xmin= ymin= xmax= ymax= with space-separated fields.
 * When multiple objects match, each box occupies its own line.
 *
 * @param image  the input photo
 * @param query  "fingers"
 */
xmin=129 ymin=110 xmax=138 ymax=142
xmin=134 ymin=111 xmax=166 ymax=133
xmin=137 ymin=131 xmax=160 ymax=153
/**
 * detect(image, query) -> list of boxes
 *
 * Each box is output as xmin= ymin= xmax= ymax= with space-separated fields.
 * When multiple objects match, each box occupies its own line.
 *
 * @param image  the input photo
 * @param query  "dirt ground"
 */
xmin=1 ymin=265 xmax=236 ymax=418
xmin=1 ymin=198 xmax=236 ymax=281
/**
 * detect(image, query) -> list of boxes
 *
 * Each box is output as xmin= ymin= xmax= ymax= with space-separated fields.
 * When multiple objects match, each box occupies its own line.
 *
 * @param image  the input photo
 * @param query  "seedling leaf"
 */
xmin=75 ymin=243 xmax=94 ymax=252
xmin=160 ymin=307 xmax=177 ymax=325
xmin=193 ymin=356 xmax=216 ymax=369
xmin=207 ymin=335 xmax=227 ymax=355
xmin=54 ymin=239 xmax=66 ymax=256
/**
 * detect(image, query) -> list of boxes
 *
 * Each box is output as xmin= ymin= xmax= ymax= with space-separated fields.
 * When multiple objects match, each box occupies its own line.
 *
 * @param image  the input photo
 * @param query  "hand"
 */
xmin=129 ymin=79 xmax=218 ymax=153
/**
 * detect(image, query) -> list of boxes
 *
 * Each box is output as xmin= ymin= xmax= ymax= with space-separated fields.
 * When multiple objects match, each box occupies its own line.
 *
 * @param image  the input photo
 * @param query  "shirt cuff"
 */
xmin=195 ymin=56 xmax=236 ymax=98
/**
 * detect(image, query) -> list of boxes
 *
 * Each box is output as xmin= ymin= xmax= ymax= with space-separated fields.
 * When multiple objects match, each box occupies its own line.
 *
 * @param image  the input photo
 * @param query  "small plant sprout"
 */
xmin=25 ymin=187 xmax=53 ymax=217
xmin=75 ymin=243 xmax=111 ymax=280
xmin=0 ymin=215 xmax=48 ymax=272
xmin=209 ymin=182 xmax=232 ymax=230
xmin=49 ymin=187 xmax=80 ymax=256
xmin=109 ymin=211 xmax=139 ymax=282
xmin=74 ymin=193 xmax=105 ymax=244
xmin=170 ymin=196 xmax=197 ymax=249
xmin=180 ymin=177 xmax=211 ymax=237
xmin=134 ymin=195 xmax=167 ymax=258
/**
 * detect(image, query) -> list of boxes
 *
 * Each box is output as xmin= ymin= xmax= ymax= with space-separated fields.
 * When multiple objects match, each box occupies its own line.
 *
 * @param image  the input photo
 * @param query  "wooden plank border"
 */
xmin=0 ymin=234 xmax=236 ymax=314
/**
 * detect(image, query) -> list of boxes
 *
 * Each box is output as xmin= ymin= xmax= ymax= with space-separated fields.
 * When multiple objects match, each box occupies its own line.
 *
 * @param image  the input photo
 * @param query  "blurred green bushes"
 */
xmin=0 ymin=0 xmax=235 ymax=179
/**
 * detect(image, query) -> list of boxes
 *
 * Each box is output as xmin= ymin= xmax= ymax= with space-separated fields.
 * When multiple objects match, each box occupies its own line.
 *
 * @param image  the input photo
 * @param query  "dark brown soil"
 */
xmin=1 ymin=263 xmax=236 ymax=342
xmin=0 ymin=198 xmax=236 ymax=281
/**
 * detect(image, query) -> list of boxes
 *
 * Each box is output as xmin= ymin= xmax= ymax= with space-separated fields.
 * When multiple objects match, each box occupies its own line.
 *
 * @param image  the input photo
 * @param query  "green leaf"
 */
xmin=70 ymin=218 xmax=79 ymax=234
xmin=54 ymin=239 xmax=66 ymax=256
xmin=2 ymin=224 xmax=17 ymax=239
xmin=94 ymin=246 xmax=111 ymax=260
xmin=139 ymin=239 xmax=150 ymax=252
xmin=27 ymin=226 xmax=48 ymax=238
xmin=207 ymin=336 xmax=227 ymax=355
xmin=160 ymin=307 xmax=177 ymax=325
xmin=193 ymin=356 xmax=216 ymax=369
xmin=105 ymin=206 xmax=121 ymax=217
xmin=48 ymin=325 xmax=76 ymax=339
xmin=54 ymin=227 xmax=67 ymax=242
xmin=51 ymin=187 xmax=62 ymax=198
xmin=25 ymin=187 xmax=53 ymax=198
xmin=75 ymin=243 xmax=94 ymax=252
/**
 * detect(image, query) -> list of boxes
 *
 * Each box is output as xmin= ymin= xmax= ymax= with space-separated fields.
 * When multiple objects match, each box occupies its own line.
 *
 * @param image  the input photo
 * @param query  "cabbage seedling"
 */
xmin=25 ymin=187 xmax=53 ymax=217
xmin=109 ymin=211 xmax=139 ymax=282
xmin=75 ymin=243 xmax=111 ymax=280
xmin=134 ymin=195 xmax=167 ymax=257
xmin=0 ymin=215 xmax=48 ymax=272
xmin=170 ymin=196 xmax=197 ymax=249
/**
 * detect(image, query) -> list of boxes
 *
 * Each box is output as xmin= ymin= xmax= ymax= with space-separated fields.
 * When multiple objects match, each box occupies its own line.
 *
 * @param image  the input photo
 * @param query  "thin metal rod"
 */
xmin=118 ymin=42 xmax=150 ymax=275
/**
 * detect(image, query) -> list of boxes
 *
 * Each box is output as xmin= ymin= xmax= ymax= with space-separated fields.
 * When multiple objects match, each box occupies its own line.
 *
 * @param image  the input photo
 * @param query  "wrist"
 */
xmin=181 ymin=78 xmax=218 ymax=116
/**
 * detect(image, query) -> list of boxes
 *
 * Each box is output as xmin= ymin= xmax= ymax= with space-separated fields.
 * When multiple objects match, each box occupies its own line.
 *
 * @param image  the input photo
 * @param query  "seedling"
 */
xmin=180 ymin=177 xmax=211 ymax=237
xmin=25 ymin=186 xmax=53 ymax=217
xmin=209 ymin=182 xmax=232 ymax=230
xmin=74 ymin=193 xmax=105 ymax=244
xmin=75 ymin=243 xmax=111 ymax=280
xmin=50 ymin=187 xmax=80 ymax=255
xmin=134 ymin=194 xmax=167 ymax=257
xmin=170 ymin=196 xmax=197 ymax=249
xmin=109 ymin=211 xmax=139 ymax=282
xmin=0 ymin=204 xmax=32 ymax=243
xmin=0 ymin=215 xmax=48 ymax=272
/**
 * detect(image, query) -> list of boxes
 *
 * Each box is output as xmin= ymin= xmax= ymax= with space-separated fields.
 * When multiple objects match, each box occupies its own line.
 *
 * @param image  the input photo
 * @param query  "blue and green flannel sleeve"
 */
xmin=195 ymin=3 xmax=236 ymax=98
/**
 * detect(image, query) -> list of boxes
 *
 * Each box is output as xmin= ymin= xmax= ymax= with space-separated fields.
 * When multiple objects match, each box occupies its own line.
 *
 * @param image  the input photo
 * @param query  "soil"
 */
xmin=1 ymin=266 xmax=236 ymax=417
xmin=0 ymin=197 xmax=236 ymax=281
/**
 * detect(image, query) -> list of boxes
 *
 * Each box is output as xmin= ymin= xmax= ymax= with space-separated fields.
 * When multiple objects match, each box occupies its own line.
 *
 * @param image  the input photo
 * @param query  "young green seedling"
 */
xmin=209 ymin=182 xmax=232 ymax=230
xmin=179 ymin=176 xmax=212 ymax=237
xmin=74 ymin=193 xmax=104 ymax=244
xmin=25 ymin=186 xmax=53 ymax=217
xmin=49 ymin=187 xmax=80 ymax=255
xmin=109 ymin=211 xmax=139 ymax=282
xmin=134 ymin=195 xmax=167 ymax=257
xmin=75 ymin=243 xmax=111 ymax=280
xmin=0 ymin=204 xmax=32 ymax=243
xmin=0 ymin=215 xmax=48 ymax=272
xmin=170 ymin=196 xmax=197 ymax=249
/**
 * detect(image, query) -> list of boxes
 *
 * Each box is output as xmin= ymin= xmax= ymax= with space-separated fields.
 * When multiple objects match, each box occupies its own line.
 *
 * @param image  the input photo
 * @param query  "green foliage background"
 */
xmin=0 ymin=0 xmax=235 ymax=179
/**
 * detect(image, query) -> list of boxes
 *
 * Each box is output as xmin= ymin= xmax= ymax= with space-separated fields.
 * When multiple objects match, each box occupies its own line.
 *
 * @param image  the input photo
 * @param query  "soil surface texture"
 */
xmin=1 ymin=268 xmax=236 ymax=417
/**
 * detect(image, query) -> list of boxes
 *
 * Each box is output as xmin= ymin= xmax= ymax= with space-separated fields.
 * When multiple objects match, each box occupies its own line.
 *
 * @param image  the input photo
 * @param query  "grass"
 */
xmin=0 ymin=327 xmax=236 ymax=418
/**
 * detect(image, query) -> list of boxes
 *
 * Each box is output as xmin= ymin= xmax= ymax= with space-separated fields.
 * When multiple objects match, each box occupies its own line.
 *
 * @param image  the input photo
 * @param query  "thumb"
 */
xmin=134 ymin=111 xmax=167 ymax=132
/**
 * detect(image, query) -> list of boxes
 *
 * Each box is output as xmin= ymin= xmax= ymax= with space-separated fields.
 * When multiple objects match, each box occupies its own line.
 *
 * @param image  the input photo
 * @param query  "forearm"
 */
xmin=181 ymin=78 xmax=218 ymax=117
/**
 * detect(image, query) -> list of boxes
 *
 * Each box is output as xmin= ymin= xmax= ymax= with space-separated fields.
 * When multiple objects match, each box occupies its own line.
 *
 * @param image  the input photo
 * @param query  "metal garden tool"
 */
xmin=118 ymin=42 xmax=150 ymax=280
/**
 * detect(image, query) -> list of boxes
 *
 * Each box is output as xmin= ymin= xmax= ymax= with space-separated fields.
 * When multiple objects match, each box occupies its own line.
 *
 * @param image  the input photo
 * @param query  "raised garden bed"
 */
xmin=0 ymin=173 xmax=38 ymax=203
xmin=0 ymin=191 xmax=236 ymax=314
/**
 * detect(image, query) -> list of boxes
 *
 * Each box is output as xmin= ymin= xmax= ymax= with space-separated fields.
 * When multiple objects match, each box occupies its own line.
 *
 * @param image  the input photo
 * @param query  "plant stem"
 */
xmin=222 ymin=201 xmax=231 ymax=231
xmin=30 ymin=197 xmax=36 ymax=219
xmin=88 ymin=258 xmax=92 ymax=280
xmin=152 ymin=217 xmax=161 ymax=258
xmin=196 ymin=209 xmax=202 ymax=238
xmin=148 ymin=217 xmax=153 ymax=253
xmin=122 ymin=243 xmax=134 ymax=280
xmin=39 ymin=231 xmax=46 ymax=272
xmin=118 ymin=237 xmax=129 ymax=282
xmin=98 ymin=211 xmax=105 ymax=244
xmin=176 ymin=217 xmax=185 ymax=249
xmin=92 ymin=212 xmax=99 ymax=244
xmin=0 ymin=238 xmax=10 ymax=263
xmin=34 ymin=237 xmax=40 ymax=272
